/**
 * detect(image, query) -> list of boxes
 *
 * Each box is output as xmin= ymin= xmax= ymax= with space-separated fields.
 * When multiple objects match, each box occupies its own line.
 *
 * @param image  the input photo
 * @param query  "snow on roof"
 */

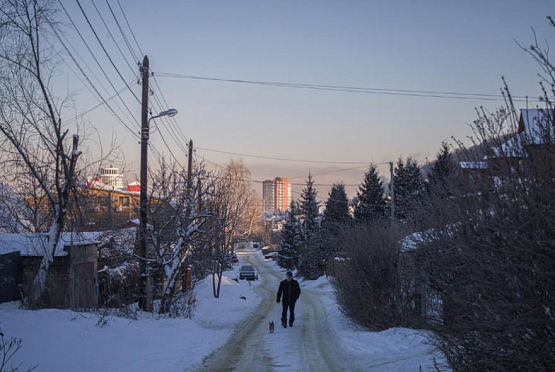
xmin=489 ymin=135 xmax=527 ymax=159
xmin=487 ymin=109 xmax=554 ymax=159
xmin=128 ymin=181 xmax=140 ymax=186
xmin=0 ymin=232 xmax=100 ymax=257
xmin=459 ymin=161 xmax=488 ymax=170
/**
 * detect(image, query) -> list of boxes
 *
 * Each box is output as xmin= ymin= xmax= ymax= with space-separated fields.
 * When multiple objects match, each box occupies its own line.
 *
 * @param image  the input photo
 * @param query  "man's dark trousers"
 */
xmin=282 ymin=301 xmax=296 ymax=325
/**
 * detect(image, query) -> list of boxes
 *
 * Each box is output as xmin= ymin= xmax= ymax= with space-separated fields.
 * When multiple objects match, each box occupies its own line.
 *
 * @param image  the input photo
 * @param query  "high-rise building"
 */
xmin=263 ymin=177 xmax=291 ymax=213
xmin=263 ymin=180 xmax=275 ymax=213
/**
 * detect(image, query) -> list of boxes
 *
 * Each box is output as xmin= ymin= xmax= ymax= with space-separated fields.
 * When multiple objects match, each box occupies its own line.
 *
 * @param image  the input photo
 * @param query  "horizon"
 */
xmin=50 ymin=0 xmax=553 ymax=199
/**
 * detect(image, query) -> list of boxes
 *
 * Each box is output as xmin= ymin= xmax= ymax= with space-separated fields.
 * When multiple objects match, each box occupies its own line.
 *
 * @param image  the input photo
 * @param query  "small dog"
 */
xmin=269 ymin=321 xmax=275 ymax=334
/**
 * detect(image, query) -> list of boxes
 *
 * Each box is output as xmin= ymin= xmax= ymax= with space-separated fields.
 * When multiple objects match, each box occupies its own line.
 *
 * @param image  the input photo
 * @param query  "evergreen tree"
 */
xmin=298 ymin=173 xmax=322 ymax=279
xmin=393 ymin=157 xmax=425 ymax=220
xmin=353 ymin=164 xmax=386 ymax=222
xmin=321 ymin=183 xmax=350 ymax=259
xmin=322 ymin=183 xmax=349 ymax=226
xmin=277 ymin=201 xmax=302 ymax=270
xmin=428 ymin=141 xmax=457 ymax=195
xmin=300 ymin=172 xmax=320 ymax=236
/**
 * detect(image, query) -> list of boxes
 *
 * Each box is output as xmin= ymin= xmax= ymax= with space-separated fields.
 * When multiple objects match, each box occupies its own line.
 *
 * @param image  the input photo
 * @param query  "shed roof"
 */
xmin=0 ymin=232 xmax=99 ymax=257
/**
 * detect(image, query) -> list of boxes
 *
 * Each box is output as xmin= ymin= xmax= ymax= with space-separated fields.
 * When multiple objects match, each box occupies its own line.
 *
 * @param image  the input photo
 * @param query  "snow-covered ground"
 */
xmin=1 ymin=250 xmax=444 ymax=371
xmin=298 ymin=269 xmax=444 ymax=371
xmin=0 ymin=263 xmax=261 ymax=372
xmin=201 ymin=252 xmax=445 ymax=371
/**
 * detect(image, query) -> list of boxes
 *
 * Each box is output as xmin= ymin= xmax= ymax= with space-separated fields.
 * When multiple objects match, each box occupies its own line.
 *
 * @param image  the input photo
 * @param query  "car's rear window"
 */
xmin=241 ymin=265 xmax=253 ymax=271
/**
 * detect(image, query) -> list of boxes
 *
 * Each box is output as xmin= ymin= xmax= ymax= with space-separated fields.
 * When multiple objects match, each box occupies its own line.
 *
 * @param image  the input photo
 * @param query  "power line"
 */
xmin=62 ymin=84 xmax=130 ymax=125
xmin=116 ymin=0 xmax=144 ymax=57
xmin=150 ymin=91 xmax=189 ymax=155
xmin=288 ymin=164 xmax=388 ymax=180
xmin=150 ymin=117 xmax=185 ymax=168
xmin=74 ymin=0 xmax=141 ymax=104
xmin=50 ymin=25 xmax=139 ymax=140
xmin=52 ymin=18 xmax=137 ymax=126
xmin=57 ymin=0 xmax=140 ymax=127
xmin=153 ymin=72 xmax=539 ymax=102
xmin=90 ymin=0 xmax=137 ymax=76
xmin=106 ymin=0 xmax=141 ymax=64
xmin=152 ymin=77 xmax=190 ymax=143
xmin=195 ymin=146 xmax=374 ymax=165
xmin=108 ymin=0 xmax=191 ymax=162
xmin=200 ymin=156 xmax=361 ymax=187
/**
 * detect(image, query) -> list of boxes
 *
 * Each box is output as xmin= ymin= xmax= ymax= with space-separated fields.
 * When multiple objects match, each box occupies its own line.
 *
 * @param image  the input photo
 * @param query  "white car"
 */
xmin=239 ymin=265 xmax=258 ymax=280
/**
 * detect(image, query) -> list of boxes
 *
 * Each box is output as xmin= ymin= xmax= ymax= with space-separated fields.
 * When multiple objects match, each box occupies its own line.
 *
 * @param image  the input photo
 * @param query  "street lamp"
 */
xmin=151 ymin=108 xmax=178 ymax=120
xmin=145 ymin=109 xmax=179 ymax=136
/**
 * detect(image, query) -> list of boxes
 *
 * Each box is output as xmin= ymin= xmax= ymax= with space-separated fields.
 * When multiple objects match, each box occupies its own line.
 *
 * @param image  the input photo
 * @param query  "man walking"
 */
xmin=276 ymin=271 xmax=301 ymax=328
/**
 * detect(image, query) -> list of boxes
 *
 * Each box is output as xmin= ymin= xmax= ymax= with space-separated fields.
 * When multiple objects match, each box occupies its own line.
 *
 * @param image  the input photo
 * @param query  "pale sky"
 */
xmin=56 ymin=0 xmax=554 ymax=199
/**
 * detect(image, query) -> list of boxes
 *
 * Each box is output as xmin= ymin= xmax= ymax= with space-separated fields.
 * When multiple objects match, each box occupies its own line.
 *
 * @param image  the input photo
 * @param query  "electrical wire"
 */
xmin=50 ymin=25 xmax=139 ymax=140
xmin=116 ymin=0 xmax=144 ymax=57
xmin=109 ymin=0 xmax=191 ymax=164
xmin=150 ymin=89 xmax=189 ymax=155
xmin=150 ymin=117 xmax=185 ymax=168
xmin=154 ymin=72 xmax=539 ymax=102
xmin=62 ymin=84 xmax=130 ymax=125
xmin=90 ymin=0 xmax=137 ymax=76
xmin=200 ymin=157 xmax=361 ymax=187
xmin=152 ymin=77 xmax=190 ymax=143
xmin=73 ymin=0 xmax=141 ymax=105
xmin=57 ymin=0 xmax=140 ymax=127
xmin=106 ymin=0 xmax=140 ymax=64
xmin=195 ymin=146 xmax=374 ymax=165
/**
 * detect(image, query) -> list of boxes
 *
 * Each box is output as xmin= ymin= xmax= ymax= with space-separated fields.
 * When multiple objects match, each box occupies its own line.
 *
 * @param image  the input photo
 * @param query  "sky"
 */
xmin=55 ymin=0 xmax=554 ymax=199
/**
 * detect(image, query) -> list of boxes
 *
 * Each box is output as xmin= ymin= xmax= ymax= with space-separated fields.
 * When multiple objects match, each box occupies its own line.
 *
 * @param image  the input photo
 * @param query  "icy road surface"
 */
xmin=200 ymin=249 xmax=359 ymax=372
xmin=199 ymin=248 xmax=442 ymax=372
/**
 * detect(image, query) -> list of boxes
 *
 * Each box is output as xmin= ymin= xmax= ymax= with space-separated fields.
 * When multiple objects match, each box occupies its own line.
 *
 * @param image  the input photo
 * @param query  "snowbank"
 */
xmin=0 ymin=264 xmax=260 ymax=372
xmin=298 ymin=270 xmax=445 ymax=371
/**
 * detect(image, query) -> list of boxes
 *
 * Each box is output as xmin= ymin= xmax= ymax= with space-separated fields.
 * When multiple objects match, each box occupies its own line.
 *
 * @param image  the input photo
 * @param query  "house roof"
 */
xmin=489 ymin=135 xmax=526 ymax=159
xmin=488 ymin=109 xmax=554 ymax=159
xmin=0 ymin=232 xmax=100 ymax=257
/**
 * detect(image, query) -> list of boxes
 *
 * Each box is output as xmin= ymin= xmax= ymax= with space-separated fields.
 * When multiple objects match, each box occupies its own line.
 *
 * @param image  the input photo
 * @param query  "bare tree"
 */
xmin=412 ymin=18 xmax=555 ymax=370
xmin=0 ymin=0 xmax=86 ymax=307
xmin=147 ymin=159 xmax=216 ymax=314
xmin=206 ymin=160 xmax=253 ymax=298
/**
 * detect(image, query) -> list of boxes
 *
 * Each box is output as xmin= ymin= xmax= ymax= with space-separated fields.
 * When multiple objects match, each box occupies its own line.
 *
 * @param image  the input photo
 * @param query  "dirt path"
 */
xmin=198 ymin=250 xmax=363 ymax=372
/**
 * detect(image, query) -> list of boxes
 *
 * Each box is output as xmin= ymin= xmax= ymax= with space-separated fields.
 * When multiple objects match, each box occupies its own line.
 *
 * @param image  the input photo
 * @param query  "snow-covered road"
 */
xmin=1 ymin=249 xmax=441 ymax=371
xmin=199 ymin=250 xmax=365 ymax=372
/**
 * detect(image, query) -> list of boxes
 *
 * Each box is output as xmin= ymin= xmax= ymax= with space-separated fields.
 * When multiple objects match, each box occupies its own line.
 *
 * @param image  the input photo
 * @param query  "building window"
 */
xmin=120 ymin=196 xmax=130 ymax=207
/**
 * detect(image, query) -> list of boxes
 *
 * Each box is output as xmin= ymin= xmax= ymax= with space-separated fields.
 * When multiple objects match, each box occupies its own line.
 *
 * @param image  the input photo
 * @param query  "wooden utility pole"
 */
xmin=187 ymin=140 xmax=193 ymax=198
xmin=390 ymin=161 xmax=395 ymax=220
xmin=139 ymin=55 xmax=150 ymax=310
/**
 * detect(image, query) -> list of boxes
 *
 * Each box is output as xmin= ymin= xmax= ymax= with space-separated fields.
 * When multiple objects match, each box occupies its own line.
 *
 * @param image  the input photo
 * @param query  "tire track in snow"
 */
xmin=198 ymin=250 xmax=363 ymax=372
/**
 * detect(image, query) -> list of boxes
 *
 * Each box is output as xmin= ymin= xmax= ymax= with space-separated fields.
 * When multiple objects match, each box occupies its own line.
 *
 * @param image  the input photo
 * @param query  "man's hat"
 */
xmin=286 ymin=271 xmax=293 ymax=277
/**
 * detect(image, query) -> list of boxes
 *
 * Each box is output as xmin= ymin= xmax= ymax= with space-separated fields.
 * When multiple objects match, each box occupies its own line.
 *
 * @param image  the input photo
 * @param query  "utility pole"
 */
xmin=389 ymin=161 xmax=395 ymax=220
xmin=139 ymin=55 xmax=149 ymax=310
xmin=187 ymin=140 xmax=193 ymax=198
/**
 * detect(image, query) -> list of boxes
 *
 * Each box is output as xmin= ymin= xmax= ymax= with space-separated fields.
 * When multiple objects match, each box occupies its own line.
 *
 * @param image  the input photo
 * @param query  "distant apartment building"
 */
xmin=263 ymin=177 xmax=291 ymax=212
xmin=100 ymin=166 xmax=124 ymax=189
xmin=263 ymin=180 xmax=275 ymax=212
